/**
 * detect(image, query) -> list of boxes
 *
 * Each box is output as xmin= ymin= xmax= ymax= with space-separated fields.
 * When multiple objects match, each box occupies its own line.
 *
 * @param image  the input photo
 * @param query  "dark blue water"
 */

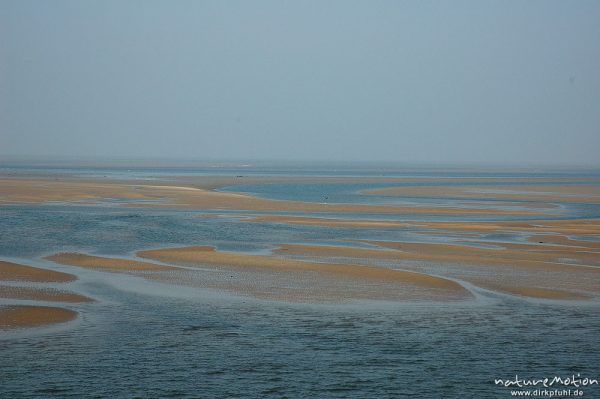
xmin=1 ymin=287 xmax=598 ymax=398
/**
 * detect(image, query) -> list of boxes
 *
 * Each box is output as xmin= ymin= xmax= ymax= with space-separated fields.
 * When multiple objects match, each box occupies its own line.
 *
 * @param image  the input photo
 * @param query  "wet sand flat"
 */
xmin=169 ymin=175 xmax=600 ymax=190
xmin=44 ymin=237 xmax=599 ymax=302
xmin=526 ymin=234 xmax=600 ymax=249
xmin=360 ymin=240 xmax=600 ymax=268
xmin=0 ymin=305 xmax=77 ymax=329
xmin=0 ymin=178 xmax=151 ymax=203
xmin=3 ymin=175 xmax=598 ymax=303
xmin=49 ymin=246 xmax=471 ymax=302
xmin=5 ymin=172 xmax=597 ymax=191
xmin=0 ymin=286 xmax=93 ymax=303
xmin=365 ymin=184 xmax=600 ymax=203
xmin=44 ymin=253 xmax=177 ymax=271
xmin=412 ymin=218 xmax=600 ymax=236
xmin=276 ymin=242 xmax=600 ymax=271
xmin=0 ymin=178 xmax=548 ymax=216
xmin=241 ymin=215 xmax=599 ymax=239
xmin=247 ymin=215 xmax=409 ymax=228
xmin=44 ymin=249 xmax=471 ymax=302
xmin=464 ymin=280 xmax=590 ymax=300
xmin=274 ymin=243 xmax=600 ymax=299
xmin=136 ymin=246 xmax=458 ymax=289
xmin=0 ymin=260 xmax=76 ymax=282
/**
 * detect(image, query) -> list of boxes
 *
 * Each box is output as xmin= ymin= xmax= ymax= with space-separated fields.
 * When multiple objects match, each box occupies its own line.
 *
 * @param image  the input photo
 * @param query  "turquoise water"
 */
xmin=1 ymin=166 xmax=599 ymax=398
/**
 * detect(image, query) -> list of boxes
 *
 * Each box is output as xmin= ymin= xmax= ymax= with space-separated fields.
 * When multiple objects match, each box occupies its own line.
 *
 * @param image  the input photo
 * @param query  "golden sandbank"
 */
xmin=136 ymin=246 xmax=457 ymax=289
xmin=0 ymin=260 xmax=87 ymax=328
xmin=275 ymin=241 xmax=600 ymax=271
xmin=0 ymin=178 xmax=547 ymax=216
xmin=43 ymin=234 xmax=599 ymax=302
xmin=412 ymin=218 xmax=600 ymax=236
xmin=274 ymin=242 xmax=599 ymax=300
xmin=45 ymin=247 xmax=469 ymax=302
xmin=44 ymin=253 xmax=177 ymax=271
xmin=361 ymin=240 xmax=600 ymax=269
xmin=0 ymin=260 xmax=76 ymax=282
xmin=0 ymin=305 xmax=77 ymax=329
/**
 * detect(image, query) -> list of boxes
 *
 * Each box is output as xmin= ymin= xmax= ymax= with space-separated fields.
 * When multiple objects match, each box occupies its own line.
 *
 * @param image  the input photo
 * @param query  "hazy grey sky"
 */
xmin=1 ymin=0 xmax=599 ymax=165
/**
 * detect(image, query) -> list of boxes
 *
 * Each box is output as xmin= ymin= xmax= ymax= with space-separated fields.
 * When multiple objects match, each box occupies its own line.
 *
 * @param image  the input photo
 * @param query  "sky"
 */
xmin=1 ymin=0 xmax=599 ymax=165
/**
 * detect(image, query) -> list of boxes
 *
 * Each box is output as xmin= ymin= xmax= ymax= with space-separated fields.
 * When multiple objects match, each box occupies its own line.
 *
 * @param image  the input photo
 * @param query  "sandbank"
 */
xmin=170 ymin=175 xmax=600 ymax=190
xmin=0 ymin=260 xmax=76 ymax=282
xmin=412 ymin=219 xmax=600 ymax=236
xmin=274 ymin=242 xmax=600 ymax=300
xmin=44 ymin=253 xmax=177 ymax=271
xmin=465 ymin=280 xmax=589 ymax=300
xmin=247 ymin=215 xmax=409 ymax=228
xmin=137 ymin=246 xmax=463 ymax=288
xmin=0 ymin=305 xmax=77 ymax=329
xmin=276 ymin=241 xmax=600 ymax=271
xmin=44 ymin=247 xmax=471 ymax=302
xmin=360 ymin=240 xmax=600 ymax=269
xmin=137 ymin=247 xmax=440 ymax=288
xmin=0 ymin=178 xmax=547 ymax=216
xmin=0 ymin=286 xmax=93 ymax=303
xmin=136 ymin=246 xmax=468 ymax=302
xmin=365 ymin=184 xmax=600 ymax=203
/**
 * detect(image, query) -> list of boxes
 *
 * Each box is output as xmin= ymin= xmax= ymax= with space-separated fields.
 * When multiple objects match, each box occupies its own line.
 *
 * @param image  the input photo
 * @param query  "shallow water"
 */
xmin=1 ymin=166 xmax=599 ymax=398
xmin=1 ymin=286 xmax=599 ymax=398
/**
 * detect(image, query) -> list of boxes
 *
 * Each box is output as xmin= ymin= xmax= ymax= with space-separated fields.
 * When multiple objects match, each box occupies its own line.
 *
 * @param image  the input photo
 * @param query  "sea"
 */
xmin=0 ymin=162 xmax=599 ymax=398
